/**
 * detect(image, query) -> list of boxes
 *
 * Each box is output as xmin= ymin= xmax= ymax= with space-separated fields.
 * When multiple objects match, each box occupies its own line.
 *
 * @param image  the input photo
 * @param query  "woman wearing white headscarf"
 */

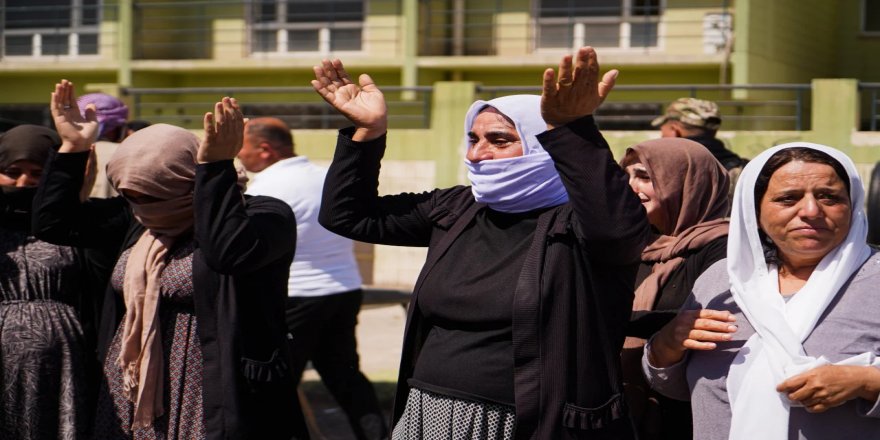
xmin=643 ymin=142 xmax=880 ymax=439
xmin=35 ymin=80 xmax=308 ymax=439
xmin=312 ymin=48 xmax=651 ymax=439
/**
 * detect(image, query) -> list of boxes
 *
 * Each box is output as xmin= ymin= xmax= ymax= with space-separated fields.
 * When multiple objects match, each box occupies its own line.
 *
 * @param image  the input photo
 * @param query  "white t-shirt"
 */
xmin=245 ymin=156 xmax=362 ymax=297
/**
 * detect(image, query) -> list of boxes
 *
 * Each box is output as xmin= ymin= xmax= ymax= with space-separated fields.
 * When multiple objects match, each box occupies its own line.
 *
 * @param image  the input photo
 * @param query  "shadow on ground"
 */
xmin=300 ymin=380 xmax=398 ymax=440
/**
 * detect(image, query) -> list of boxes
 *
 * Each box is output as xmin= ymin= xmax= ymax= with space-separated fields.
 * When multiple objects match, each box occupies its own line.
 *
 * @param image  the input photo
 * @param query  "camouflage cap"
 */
xmin=651 ymin=97 xmax=722 ymax=130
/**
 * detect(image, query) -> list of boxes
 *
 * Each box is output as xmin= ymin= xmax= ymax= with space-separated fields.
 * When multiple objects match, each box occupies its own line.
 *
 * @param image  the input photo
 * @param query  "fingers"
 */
xmin=598 ymin=69 xmax=619 ymax=102
xmin=572 ymin=46 xmax=595 ymax=87
xmin=203 ymin=112 xmax=215 ymax=137
xmin=358 ymin=73 xmax=377 ymax=91
xmin=541 ymin=68 xmax=557 ymax=98
xmin=557 ymin=55 xmax=573 ymax=86
xmin=83 ymin=103 xmax=98 ymax=123
xmin=332 ymin=59 xmax=354 ymax=85
xmin=322 ymin=59 xmax=340 ymax=85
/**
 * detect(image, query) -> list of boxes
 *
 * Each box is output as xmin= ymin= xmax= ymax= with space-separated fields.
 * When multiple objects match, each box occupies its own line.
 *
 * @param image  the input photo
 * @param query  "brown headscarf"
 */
xmin=105 ymin=123 xmax=199 ymax=428
xmin=621 ymin=138 xmax=730 ymax=321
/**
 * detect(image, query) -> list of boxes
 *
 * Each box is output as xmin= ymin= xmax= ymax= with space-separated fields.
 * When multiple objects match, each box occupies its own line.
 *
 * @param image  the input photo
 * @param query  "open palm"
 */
xmin=311 ymin=59 xmax=387 ymax=140
xmin=51 ymin=80 xmax=99 ymax=152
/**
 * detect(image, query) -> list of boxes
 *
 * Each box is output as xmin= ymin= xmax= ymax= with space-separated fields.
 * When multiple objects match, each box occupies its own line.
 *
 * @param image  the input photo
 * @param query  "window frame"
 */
xmin=862 ymin=0 xmax=880 ymax=35
xmin=1 ymin=0 xmax=101 ymax=59
xmin=533 ymin=0 xmax=664 ymax=53
xmin=248 ymin=0 xmax=366 ymax=56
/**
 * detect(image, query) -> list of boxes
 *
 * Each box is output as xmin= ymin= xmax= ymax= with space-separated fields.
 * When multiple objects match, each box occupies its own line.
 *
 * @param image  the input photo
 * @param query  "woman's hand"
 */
xmin=648 ymin=309 xmax=737 ymax=368
xmin=777 ymin=365 xmax=880 ymax=413
xmin=51 ymin=80 xmax=99 ymax=153
xmin=311 ymin=59 xmax=387 ymax=142
xmin=541 ymin=46 xmax=618 ymax=129
xmin=198 ymin=97 xmax=244 ymax=164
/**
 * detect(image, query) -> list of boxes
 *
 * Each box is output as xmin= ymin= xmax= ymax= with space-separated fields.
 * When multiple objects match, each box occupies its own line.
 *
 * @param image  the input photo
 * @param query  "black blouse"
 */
xmin=410 ymin=207 xmax=541 ymax=405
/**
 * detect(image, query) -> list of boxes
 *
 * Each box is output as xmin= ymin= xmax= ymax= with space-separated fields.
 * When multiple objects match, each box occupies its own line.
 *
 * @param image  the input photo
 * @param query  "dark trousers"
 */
xmin=285 ymin=290 xmax=388 ymax=440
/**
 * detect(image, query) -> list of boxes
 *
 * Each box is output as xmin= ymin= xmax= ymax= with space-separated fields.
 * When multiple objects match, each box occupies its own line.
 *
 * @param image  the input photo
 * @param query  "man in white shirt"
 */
xmin=240 ymin=117 xmax=387 ymax=440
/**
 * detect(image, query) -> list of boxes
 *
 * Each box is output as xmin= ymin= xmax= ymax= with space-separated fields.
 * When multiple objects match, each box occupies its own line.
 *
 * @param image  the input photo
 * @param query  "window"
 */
xmin=2 ymin=0 xmax=100 ymax=58
xmin=864 ymin=0 xmax=880 ymax=33
xmin=536 ymin=0 xmax=660 ymax=50
xmin=250 ymin=0 xmax=364 ymax=54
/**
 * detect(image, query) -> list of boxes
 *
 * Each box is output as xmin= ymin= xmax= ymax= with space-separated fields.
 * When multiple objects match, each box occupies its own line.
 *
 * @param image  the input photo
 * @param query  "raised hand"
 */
xmin=541 ymin=46 xmax=618 ymax=129
xmin=648 ymin=309 xmax=737 ymax=367
xmin=311 ymin=59 xmax=387 ymax=141
xmin=777 ymin=365 xmax=880 ymax=413
xmin=198 ymin=97 xmax=245 ymax=164
xmin=51 ymin=79 xmax=99 ymax=153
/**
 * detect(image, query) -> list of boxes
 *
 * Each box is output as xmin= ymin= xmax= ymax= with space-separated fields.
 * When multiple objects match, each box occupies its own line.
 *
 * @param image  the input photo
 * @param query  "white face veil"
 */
xmin=725 ymin=142 xmax=875 ymax=440
xmin=462 ymin=95 xmax=569 ymax=213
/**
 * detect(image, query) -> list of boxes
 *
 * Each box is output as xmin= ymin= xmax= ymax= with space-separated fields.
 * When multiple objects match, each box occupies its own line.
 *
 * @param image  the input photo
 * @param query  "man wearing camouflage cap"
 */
xmin=652 ymin=97 xmax=747 ymax=203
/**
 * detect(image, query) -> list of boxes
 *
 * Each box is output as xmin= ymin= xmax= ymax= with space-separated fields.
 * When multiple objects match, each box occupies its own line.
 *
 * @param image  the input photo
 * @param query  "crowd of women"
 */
xmin=1 ymin=45 xmax=878 ymax=440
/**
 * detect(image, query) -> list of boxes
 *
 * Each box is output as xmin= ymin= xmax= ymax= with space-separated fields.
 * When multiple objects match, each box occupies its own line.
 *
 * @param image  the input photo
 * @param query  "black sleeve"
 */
xmin=537 ymin=116 xmax=651 ymax=265
xmin=193 ymin=160 xmax=297 ymax=275
xmin=32 ymin=151 xmax=131 ymax=249
xmin=318 ymin=127 xmax=443 ymax=247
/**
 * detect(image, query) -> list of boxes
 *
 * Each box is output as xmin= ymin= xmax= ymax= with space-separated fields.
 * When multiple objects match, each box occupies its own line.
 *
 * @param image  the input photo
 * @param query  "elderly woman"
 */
xmin=312 ymin=47 xmax=651 ymax=439
xmin=0 ymin=125 xmax=94 ymax=439
xmin=644 ymin=143 xmax=880 ymax=439
xmin=35 ymin=80 xmax=307 ymax=439
xmin=619 ymin=139 xmax=729 ymax=439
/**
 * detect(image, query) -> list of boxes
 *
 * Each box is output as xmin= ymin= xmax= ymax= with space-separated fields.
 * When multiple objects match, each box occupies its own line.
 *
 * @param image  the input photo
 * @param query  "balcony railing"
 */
xmin=121 ymin=83 xmax=811 ymax=132
xmin=479 ymin=84 xmax=812 ymax=131
xmin=122 ymin=85 xmax=433 ymax=129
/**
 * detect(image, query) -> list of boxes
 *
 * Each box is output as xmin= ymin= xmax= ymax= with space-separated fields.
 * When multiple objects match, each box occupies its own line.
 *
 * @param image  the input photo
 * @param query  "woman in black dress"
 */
xmin=36 ymin=81 xmax=308 ymax=439
xmin=0 ymin=124 xmax=94 ymax=439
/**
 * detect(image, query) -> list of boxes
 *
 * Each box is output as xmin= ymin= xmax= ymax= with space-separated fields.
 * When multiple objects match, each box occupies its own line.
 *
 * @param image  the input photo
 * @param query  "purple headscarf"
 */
xmin=77 ymin=93 xmax=129 ymax=141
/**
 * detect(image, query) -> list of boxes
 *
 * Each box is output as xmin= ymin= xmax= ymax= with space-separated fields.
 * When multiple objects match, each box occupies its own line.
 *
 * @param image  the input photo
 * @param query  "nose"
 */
xmin=627 ymin=175 xmax=639 ymax=194
xmin=798 ymin=195 xmax=821 ymax=218
xmin=466 ymin=140 xmax=493 ymax=163
xmin=16 ymin=174 xmax=37 ymax=188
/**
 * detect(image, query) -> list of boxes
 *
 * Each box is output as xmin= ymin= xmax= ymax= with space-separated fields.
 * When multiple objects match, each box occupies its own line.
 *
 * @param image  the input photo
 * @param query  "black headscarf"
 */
xmin=0 ymin=124 xmax=60 ymax=170
xmin=0 ymin=125 xmax=61 ymax=231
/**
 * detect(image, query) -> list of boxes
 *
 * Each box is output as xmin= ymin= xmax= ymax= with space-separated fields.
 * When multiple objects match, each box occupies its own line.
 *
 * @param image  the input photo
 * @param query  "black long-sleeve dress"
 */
xmin=32 ymin=153 xmax=308 ymax=440
xmin=319 ymin=116 xmax=651 ymax=440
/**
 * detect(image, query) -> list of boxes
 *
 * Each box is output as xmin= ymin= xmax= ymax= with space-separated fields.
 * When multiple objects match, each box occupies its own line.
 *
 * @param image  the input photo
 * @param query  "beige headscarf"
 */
xmin=621 ymin=138 xmax=730 ymax=334
xmin=106 ymin=123 xmax=199 ymax=428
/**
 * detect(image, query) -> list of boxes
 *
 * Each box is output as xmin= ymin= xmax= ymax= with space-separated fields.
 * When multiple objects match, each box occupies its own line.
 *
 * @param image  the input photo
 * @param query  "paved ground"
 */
xmin=299 ymin=303 xmax=407 ymax=439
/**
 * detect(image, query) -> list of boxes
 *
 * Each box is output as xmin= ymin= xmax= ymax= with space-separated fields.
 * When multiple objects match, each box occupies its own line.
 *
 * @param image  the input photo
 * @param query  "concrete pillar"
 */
xmin=118 ymin=0 xmax=134 ymax=88
xmin=401 ymin=0 xmax=418 ymax=100
xmin=430 ymin=82 xmax=477 ymax=187
xmin=808 ymin=78 xmax=859 ymax=151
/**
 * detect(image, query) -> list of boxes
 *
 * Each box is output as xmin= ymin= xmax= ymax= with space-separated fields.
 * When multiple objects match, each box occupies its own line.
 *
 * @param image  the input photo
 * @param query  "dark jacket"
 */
xmin=627 ymin=236 xmax=728 ymax=339
xmin=319 ymin=117 xmax=651 ymax=439
xmin=32 ymin=152 xmax=308 ymax=440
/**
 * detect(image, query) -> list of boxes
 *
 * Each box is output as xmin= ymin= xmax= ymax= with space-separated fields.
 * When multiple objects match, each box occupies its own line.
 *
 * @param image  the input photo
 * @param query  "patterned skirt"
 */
xmin=391 ymin=387 xmax=516 ymax=440
xmin=92 ymin=304 xmax=205 ymax=440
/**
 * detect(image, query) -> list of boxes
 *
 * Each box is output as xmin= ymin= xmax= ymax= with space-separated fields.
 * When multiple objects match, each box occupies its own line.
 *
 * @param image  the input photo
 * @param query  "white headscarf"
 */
xmin=726 ymin=142 xmax=876 ymax=439
xmin=462 ymin=95 xmax=569 ymax=213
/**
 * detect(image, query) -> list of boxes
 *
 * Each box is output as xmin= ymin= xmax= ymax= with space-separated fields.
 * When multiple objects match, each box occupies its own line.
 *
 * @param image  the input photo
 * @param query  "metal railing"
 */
xmin=861 ymin=83 xmax=880 ymax=131
xmin=122 ymin=85 xmax=433 ymax=129
xmin=478 ymin=83 xmax=811 ymax=131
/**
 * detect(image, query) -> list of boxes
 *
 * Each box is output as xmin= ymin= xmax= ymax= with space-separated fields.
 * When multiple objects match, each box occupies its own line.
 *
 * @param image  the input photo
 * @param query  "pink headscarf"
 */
xmin=105 ymin=123 xmax=198 ymax=428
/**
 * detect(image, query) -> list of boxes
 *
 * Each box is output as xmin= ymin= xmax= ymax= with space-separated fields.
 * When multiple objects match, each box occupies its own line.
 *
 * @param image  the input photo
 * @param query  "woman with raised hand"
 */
xmin=37 ymin=80 xmax=308 ymax=439
xmin=312 ymin=47 xmax=651 ymax=439
xmin=0 ymin=124 xmax=95 ymax=439
xmin=644 ymin=143 xmax=880 ymax=439
xmin=618 ymin=139 xmax=730 ymax=439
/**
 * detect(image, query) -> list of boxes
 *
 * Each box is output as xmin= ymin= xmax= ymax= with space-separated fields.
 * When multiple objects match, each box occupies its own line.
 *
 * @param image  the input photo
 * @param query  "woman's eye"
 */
xmin=3 ymin=169 xmax=21 ymax=179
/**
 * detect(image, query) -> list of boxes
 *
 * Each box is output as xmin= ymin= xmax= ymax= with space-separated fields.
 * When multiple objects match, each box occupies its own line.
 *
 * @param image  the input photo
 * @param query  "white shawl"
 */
xmin=726 ymin=142 xmax=876 ymax=439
